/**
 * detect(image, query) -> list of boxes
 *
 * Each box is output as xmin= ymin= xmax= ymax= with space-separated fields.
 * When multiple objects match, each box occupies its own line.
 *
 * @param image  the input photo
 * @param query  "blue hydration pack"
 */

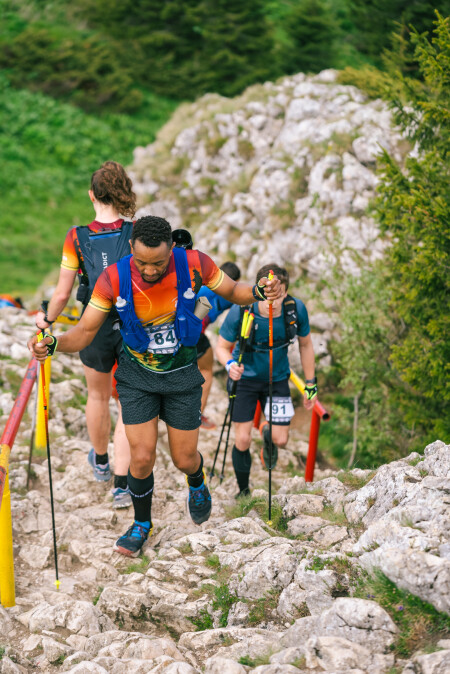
xmin=115 ymin=247 xmax=203 ymax=354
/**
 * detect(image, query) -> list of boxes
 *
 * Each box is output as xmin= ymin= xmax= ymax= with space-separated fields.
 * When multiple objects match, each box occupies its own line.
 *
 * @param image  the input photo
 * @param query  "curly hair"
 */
xmin=256 ymin=264 xmax=289 ymax=290
xmin=131 ymin=216 xmax=173 ymax=249
xmin=90 ymin=161 xmax=136 ymax=218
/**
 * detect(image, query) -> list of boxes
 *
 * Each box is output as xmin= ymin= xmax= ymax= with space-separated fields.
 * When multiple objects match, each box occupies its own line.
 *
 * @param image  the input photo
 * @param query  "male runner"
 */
xmin=28 ymin=216 xmax=281 ymax=556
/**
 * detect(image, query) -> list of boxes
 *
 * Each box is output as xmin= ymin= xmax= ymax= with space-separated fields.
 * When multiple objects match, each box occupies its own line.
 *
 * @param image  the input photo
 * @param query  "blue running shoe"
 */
xmin=113 ymin=520 xmax=152 ymax=557
xmin=88 ymin=448 xmax=111 ymax=482
xmin=186 ymin=471 xmax=212 ymax=525
xmin=111 ymin=486 xmax=132 ymax=509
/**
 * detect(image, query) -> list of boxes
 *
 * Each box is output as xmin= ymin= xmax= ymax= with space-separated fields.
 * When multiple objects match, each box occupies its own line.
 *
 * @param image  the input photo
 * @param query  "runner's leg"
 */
xmin=167 ymin=426 xmax=200 ymax=474
xmin=198 ymin=347 xmax=214 ymax=414
xmin=271 ymin=424 xmax=289 ymax=448
xmin=83 ymin=365 xmax=112 ymax=457
xmin=233 ymin=420 xmax=253 ymax=495
xmin=113 ymin=400 xmax=131 ymax=475
xmin=167 ymin=425 xmax=212 ymax=524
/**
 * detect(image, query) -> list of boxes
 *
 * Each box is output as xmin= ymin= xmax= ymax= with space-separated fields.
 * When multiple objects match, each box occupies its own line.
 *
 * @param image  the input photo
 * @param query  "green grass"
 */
xmin=123 ymin=555 xmax=151 ymax=574
xmin=0 ymin=73 xmax=176 ymax=297
xmin=247 ymin=589 xmax=280 ymax=625
xmin=92 ymin=587 xmax=103 ymax=606
xmin=189 ymin=608 xmax=214 ymax=631
xmin=353 ymin=571 xmax=450 ymax=658
xmin=225 ymin=494 xmax=289 ymax=534
xmin=336 ymin=470 xmax=376 ymax=490
xmin=0 ymin=646 xmax=5 ymax=660
xmin=212 ymin=583 xmax=239 ymax=627
xmin=205 ymin=554 xmax=221 ymax=568
xmin=238 ymin=653 xmax=271 ymax=667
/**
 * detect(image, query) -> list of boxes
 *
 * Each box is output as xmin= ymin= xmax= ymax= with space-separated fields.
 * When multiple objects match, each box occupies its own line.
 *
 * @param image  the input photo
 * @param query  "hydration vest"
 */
xmin=239 ymin=295 xmax=298 ymax=352
xmin=114 ymin=247 xmax=203 ymax=354
xmin=75 ymin=222 xmax=134 ymax=310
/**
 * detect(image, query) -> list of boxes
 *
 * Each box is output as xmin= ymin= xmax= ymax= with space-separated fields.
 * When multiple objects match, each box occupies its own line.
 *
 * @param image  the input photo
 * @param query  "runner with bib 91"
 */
xmin=28 ymin=217 xmax=283 ymax=557
xmin=215 ymin=264 xmax=316 ymax=498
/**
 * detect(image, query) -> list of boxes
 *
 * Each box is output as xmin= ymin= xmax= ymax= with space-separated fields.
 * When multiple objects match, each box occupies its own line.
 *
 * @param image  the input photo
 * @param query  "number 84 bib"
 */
xmin=145 ymin=322 xmax=179 ymax=354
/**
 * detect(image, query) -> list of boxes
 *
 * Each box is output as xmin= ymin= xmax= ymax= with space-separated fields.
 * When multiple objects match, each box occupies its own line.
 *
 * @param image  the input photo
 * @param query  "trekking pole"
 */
xmin=219 ymin=311 xmax=254 ymax=482
xmin=209 ymin=404 xmax=232 ymax=480
xmin=209 ymin=310 xmax=253 ymax=480
xmin=36 ymin=332 xmax=60 ymax=590
xmin=267 ymin=271 xmax=274 ymax=525
xmin=210 ymin=309 xmax=249 ymax=479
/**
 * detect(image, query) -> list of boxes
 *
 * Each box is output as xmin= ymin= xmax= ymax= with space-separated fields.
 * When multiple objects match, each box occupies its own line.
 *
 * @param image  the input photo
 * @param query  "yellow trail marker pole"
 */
xmin=0 ymin=444 xmax=14 ymax=607
xmin=35 ymin=355 xmax=51 ymax=451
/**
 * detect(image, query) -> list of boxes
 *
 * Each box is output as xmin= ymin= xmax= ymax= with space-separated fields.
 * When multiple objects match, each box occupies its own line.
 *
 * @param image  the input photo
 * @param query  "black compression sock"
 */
xmin=187 ymin=453 xmax=204 ymax=488
xmin=114 ymin=474 xmax=128 ymax=490
xmin=232 ymin=445 xmax=251 ymax=493
xmin=95 ymin=452 xmax=109 ymax=465
xmin=128 ymin=470 xmax=154 ymax=524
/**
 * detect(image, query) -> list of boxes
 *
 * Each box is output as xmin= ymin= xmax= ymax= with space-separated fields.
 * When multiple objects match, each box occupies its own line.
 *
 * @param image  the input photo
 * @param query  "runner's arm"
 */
xmin=213 ymin=273 xmax=282 ymax=304
xmin=216 ymin=335 xmax=244 ymax=381
xmin=28 ymin=305 xmax=109 ymax=361
xmin=298 ymin=334 xmax=316 ymax=410
xmin=35 ymin=268 xmax=77 ymax=329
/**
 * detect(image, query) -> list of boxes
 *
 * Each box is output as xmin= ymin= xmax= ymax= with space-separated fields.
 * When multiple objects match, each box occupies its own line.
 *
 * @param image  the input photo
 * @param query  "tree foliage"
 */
xmin=350 ymin=0 xmax=450 ymax=63
xmin=375 ymin=13 xmax=450 ymax=438
xmin=280 ymin=0 xmax=340 ymax=74
xmin=331 ymin=14 xmax=450 ymax=467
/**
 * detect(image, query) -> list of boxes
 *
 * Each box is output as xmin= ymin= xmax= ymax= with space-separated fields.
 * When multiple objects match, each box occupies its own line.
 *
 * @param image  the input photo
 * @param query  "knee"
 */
xmin=129 ymin=447 xmax=155 ymax=477
xmin=87 ymin=389 xmax=110 ymax=404
xmin=273 ymin=429 xmax=289 ymax=448
xmin=235 ymin=432 xmax=252 ymax=451
xmin=172 ymin=452 xmax=197 ymax=474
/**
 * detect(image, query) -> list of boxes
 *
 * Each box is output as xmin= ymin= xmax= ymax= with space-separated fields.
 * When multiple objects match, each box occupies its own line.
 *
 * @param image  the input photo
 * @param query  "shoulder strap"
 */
xmin=172 ymin=246 xmax=194 ymax=300
xmin=117 ymin=253 xmax=133 ymax=302
xmin=283 ymin=294 xmax=298 ymax=344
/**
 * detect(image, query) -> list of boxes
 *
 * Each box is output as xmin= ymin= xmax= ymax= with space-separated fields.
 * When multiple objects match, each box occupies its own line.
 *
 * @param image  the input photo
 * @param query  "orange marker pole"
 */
xmin=267 ymin=271 xmax=274 ymax=525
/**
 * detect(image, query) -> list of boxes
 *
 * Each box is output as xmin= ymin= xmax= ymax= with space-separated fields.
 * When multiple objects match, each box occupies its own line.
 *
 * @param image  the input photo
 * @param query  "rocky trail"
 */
xmin=0 ymin=308 xmax=449 ymax=674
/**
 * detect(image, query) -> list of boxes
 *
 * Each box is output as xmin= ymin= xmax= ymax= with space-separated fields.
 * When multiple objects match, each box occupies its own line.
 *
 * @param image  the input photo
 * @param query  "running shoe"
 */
xmin=186 ymin=471 xmax=212 ymax=525
xmin=113 ymin=520 xmax=152 ymax=557
xmin=200 ymin=414 xmax=216 ymax=430
xmin=259 ymin=422 xmax=278 ymax=470
xmin=111 ymin=486 xmax=132 ymax=509
xmin=235 ymin=487 xmax=250 ymax=499
xmin=88 ymin=448 xmax=111 ymax=482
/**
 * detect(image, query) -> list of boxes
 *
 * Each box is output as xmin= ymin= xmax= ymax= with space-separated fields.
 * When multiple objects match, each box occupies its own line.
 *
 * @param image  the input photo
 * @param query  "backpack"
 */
xmin=239 ymin=295 xmax=298 ymax=352
xmin=114 ymin=246 xmax=202 ymax=354
xmin=75 ymin=222 xmax=134 ymax=310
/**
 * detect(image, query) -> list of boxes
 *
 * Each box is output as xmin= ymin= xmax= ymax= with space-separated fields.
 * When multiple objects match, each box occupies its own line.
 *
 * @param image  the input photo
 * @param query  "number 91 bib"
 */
xmin=145 ymin=322 xmax=179 ymax=354
xmin=264 ymin=396 xmax=295 ymax=424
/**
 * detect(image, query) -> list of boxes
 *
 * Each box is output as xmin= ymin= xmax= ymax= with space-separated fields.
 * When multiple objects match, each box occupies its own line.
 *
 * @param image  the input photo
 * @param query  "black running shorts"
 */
xmin=115 ymin=353 xmax=204 ymax=429
xmin=79 ymin=315 xmax=122 ymax=373
xmin=231 ymin=377 xmax=293 ymax=426
xmin=196 ymin=332 xmax=211 ymax=360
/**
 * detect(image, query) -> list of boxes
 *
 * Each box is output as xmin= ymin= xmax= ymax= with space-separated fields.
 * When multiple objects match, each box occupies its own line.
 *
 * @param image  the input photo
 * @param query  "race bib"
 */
xmin=145 ymin=322 xmax=179 ymax=354
xmin=264 ymin=396 xmax=294 ymax=423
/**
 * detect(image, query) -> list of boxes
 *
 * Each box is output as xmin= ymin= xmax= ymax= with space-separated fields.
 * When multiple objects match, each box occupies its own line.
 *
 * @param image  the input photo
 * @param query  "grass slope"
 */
xmin=0 ymin=74 xmax=176 ymax=298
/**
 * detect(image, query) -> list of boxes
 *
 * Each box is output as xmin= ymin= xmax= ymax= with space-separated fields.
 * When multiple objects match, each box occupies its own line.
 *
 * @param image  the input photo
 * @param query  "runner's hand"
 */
xmin=228 ymin=362 xmax=244 ymax=381
xmin=27 ymin=334 xmax=54 ymax=361
xmin=258 ymin=275 xmax=282 ymax=302
xmin=303 ymin=392 xmax=315 ymax=411
xmin=35 ymin=310 xmax=52 ymax=330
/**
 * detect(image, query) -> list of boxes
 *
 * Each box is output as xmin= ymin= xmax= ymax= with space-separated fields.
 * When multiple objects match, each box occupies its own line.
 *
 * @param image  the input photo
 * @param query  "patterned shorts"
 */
xmin=115 ymin=354 xmax=204 ymax=429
